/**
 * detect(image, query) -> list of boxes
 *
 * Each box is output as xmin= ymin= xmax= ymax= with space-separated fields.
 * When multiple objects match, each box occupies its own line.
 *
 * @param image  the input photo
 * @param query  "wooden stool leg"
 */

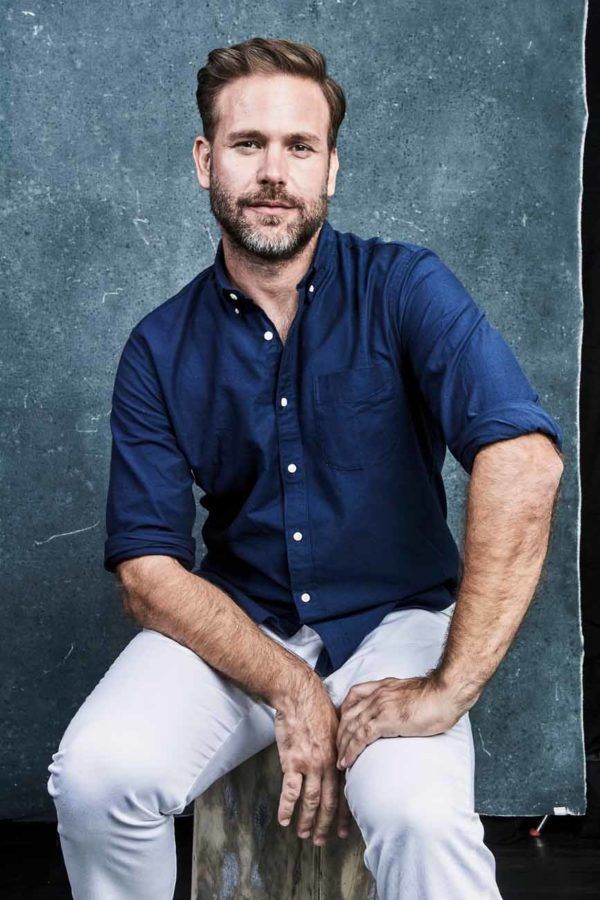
xmin=191 ymin=742 xmax=376 ymax=899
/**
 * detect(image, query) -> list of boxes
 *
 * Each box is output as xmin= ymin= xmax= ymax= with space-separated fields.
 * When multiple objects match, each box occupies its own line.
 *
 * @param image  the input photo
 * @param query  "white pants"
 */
xmin=46 ymin=605 xmax=502 ymax=899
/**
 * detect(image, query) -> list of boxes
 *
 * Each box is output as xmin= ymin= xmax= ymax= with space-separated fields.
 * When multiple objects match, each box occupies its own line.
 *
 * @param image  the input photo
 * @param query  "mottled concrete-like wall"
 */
xmin=1 ymin=1 xmax=586 ymax=819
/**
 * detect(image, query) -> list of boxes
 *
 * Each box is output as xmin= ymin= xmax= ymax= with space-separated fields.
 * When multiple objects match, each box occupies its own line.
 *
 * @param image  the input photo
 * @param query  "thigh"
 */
xmin=324 ymin=606 xmax=452 ymax=704
xmin=51 ymin=627 xmax=278 ymax=815
xmin=325 ymin=607 xmax=476 ymax=818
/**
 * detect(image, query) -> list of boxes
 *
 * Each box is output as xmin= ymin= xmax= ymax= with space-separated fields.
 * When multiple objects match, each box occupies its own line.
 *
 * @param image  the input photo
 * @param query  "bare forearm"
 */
xmin=433 ymin=433 xmax=564 ymax=715
xmin=117 ymin=556 xmax=319 ymax=709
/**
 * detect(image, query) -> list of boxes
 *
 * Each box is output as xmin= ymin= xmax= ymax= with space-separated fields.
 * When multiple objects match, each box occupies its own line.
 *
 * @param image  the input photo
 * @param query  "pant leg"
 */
xmin=323 ymin=607 xmax=503 ymax=900
xmin=46 ymin=622 xmax=323 ymax=900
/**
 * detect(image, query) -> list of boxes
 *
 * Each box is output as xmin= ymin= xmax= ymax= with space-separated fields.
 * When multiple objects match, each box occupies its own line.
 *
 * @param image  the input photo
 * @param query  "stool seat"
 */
xmin=192 ymin=741 xmax=377 ymax=899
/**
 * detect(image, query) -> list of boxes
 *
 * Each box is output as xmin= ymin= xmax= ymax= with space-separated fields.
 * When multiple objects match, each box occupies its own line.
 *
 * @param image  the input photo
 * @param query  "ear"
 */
xmin=327 ymin=147 xmax=340 ymax=199
xmin=193 ymin=135 xmax=211 ymax=191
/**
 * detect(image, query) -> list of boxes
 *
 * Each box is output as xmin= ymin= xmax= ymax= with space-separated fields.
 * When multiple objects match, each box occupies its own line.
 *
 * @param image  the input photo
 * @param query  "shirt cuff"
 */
xmin=453 ymin=400 xmax=564 ymax=475
xmin=104 ymin=531 xmax=196 ymax=573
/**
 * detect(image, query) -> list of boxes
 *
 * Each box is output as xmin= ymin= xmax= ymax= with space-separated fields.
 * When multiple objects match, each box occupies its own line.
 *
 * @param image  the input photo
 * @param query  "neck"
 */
xmin=220 ymin=225 xmax=322 ymax=307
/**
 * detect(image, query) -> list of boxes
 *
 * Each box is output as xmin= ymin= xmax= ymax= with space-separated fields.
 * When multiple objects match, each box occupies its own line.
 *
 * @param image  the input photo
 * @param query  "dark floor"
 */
xmin=1 ymin=812 xmax=599 ymax=899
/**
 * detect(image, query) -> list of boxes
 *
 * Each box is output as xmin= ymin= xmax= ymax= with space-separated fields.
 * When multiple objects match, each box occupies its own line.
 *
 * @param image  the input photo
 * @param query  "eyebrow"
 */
xmin=226 ymin=129 xmax=323 ymax=146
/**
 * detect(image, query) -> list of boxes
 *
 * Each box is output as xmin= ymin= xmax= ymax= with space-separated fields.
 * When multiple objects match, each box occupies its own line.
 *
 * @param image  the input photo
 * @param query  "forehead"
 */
xmin=214 ymin=74 xmax=329 ymax=141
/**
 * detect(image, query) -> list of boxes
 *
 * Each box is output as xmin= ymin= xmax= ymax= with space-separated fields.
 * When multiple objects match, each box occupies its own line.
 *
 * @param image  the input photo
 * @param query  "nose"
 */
xmin=256 ymin=145 xmax=288 ymax=186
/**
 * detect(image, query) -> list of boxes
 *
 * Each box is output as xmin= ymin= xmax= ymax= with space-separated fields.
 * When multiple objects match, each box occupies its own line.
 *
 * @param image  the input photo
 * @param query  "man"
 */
xmin=47 ymin=37 xmax=564 ymax=899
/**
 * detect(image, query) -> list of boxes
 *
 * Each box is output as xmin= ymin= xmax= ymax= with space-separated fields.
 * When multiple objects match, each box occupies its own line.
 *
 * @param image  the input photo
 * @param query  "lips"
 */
xmin=249 ymin=202 xmax=294 ymax=209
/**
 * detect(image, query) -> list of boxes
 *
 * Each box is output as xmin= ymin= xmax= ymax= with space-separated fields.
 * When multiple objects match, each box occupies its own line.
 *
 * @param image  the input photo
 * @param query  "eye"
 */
xmin=233 ymin=141 xmax=314 ymax=153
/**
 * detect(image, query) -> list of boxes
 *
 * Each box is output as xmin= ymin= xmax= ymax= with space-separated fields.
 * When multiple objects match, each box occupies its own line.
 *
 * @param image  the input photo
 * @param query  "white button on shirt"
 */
xmin=300 ymin=592 xmax=311 ymax=603
xmin=264 ymin=331 xmax=274 ymax=341
xmin=287 ymin=463 xmax=297 ymax=473
xmin=280 ymin=397 xmax=288 ymax=407
xmin=292 ymin=531 xmax=303 ymax=541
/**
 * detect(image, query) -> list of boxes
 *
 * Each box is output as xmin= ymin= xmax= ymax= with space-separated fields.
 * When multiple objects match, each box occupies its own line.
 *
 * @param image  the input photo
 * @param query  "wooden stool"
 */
xmin=192 ymin=741 xmax=377 ymax=899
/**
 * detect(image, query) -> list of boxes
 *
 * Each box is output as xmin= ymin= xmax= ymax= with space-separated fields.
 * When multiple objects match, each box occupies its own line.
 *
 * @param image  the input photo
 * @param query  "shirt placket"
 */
xmin=267 ymin=284 xmax=319 ymax=622
xmin=223 ymin=270 xmax=321 ymax=624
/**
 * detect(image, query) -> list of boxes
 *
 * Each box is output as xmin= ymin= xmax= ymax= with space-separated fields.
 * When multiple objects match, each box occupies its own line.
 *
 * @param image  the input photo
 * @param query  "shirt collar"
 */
xmin=212 ymin=218 xmax=335 ymax=309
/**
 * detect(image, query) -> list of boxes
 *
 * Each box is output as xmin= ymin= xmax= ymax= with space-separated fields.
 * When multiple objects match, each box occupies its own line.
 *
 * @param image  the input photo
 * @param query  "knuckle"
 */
xmin=282 ymin=783 xmax=300 ymax=800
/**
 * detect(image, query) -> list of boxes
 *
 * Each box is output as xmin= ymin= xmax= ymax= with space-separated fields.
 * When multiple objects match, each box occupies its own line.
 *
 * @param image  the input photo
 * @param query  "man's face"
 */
xmin=194 ymin=74 xmax=339 ymax=261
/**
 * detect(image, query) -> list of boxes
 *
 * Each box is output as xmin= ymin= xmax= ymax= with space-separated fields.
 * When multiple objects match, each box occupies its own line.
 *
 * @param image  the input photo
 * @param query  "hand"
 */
xmin=336 ymin=674 xmax=461 ymax=770
xmin=274 ymin=672 xmax=353 ymax=845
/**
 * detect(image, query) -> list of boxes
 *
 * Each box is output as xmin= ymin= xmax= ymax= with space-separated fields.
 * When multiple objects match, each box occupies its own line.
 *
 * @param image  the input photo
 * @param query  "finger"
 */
xmin=337 ymin=696 xmax=377 ymax=764
xmin=296 ymin=771 xmax=322 ymax=839
xmin=339 ymin=687 xmax=384 ymax=741
xmin=337 ymin=772 xmax=353 ymax=838
xmin=278 ymin=770 xmax=303 ymax=827
xmin=337 ymin=716 xmax=361 ymax=767
xmin=337 ymin=720 xmax=359 ymax=767
xmin=311 ymin=767 xmax=340 ymax=846
xmin=336 ymin=693 xmax=374 ymax=755
xmin=339 ymin=712 xmax=380 ymax=768
xmin=341 ymin=680 xmax=382 ymax=712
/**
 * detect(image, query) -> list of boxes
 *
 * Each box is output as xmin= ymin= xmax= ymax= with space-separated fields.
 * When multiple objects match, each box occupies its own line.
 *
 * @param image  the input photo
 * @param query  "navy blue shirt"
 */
xmin=104 ymin=218 xmax=563 ymax=677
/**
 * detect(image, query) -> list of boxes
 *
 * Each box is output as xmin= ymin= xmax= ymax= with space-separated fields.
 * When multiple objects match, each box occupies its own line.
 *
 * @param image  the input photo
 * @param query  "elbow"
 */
xmin=115 ymin=555 xmax=183 ymax=617
xmin=114 ymin=557 xmax=152 ymax=617
xmin=474 ymin=433 xmax=564 ymax=501
xmin=537 ymin=437 xmax=565 ymax=495
xmin=115 ymin=560 xmax=142 ymax=617
xmin=550 ymin=447 xmax=564 ymax=486
xmin=524 ymin=446 xmax=564 ymax=521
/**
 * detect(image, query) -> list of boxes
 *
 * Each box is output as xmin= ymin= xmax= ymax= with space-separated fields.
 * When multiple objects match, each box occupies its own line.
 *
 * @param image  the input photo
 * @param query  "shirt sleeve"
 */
xmin=394 ymin=248 xmax=564 ymax=475
xmin=103 ymin=325 xmax=197 ymax=573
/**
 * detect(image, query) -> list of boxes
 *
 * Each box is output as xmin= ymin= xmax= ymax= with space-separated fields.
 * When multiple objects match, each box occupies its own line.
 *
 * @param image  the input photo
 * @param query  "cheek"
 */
xmin=220 ymin=157 xmax=255 ymax=190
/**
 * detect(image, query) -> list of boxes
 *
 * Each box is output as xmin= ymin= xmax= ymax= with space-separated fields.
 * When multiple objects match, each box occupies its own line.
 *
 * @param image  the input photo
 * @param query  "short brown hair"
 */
xmin=195 ymin=37 xmax=346 ymax=154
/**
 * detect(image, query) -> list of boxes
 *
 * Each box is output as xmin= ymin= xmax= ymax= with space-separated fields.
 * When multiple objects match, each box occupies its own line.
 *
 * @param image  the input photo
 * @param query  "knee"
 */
xmin=348 ymin=773 xmax=460 ymax=847
xmin=47 ymin=733 xmax=127 ymax=813
xmin=46 ymin=730 xmax=179 ymax=822
xmin=392 ymin=794 xmax=459 ymax=844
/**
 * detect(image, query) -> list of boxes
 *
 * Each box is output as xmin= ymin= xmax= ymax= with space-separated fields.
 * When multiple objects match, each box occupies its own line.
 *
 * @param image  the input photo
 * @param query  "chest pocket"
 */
xmin=313 ymin=363 xmax=401 ymax=470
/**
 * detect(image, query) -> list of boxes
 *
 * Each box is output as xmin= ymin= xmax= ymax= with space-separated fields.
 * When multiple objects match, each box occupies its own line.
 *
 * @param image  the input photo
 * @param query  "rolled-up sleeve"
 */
xmin=103 ymin=326 xmax=196 ymax=573
xmin=395 ymin=248 xmax=564 ymax=475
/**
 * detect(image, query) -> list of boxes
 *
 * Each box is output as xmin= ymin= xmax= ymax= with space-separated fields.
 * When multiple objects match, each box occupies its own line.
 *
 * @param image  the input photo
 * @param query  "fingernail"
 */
xmin=281 ymin=818 xmax=290 ymax=826
xmin=339 ymin=757 xmax=346 ymax=767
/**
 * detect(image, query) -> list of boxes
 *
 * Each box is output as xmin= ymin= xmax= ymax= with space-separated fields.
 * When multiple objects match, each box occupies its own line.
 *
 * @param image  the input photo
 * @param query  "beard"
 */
xmin=208 ymin=170 xmax=330 ymax=262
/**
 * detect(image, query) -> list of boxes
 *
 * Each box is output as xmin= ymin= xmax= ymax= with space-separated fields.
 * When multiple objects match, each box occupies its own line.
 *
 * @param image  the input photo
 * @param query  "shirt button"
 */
xmin=292 ymin=531 xmax=303 ymax=541
xmin=229 ymin=292 xmax=238 ymax=300
xmin=234 ymin=307 xmax=240 ymax=314
xmin=287 ymin=463 xmax=297 ymax=473
xmin=300 ymin=592 xmax=311 ymax=603
xmin=280 ymin=397 xmax=288 ymax=407
xmin=264 ymin=330 xmax=274 ymax=340
xmin=308 ymin=284 xmax=315 ymax=293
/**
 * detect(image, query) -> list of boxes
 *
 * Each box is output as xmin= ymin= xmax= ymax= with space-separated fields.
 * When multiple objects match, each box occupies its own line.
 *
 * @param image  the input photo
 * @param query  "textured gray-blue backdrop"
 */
xmin=1 ymin=0 xmax=587 ymax=818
